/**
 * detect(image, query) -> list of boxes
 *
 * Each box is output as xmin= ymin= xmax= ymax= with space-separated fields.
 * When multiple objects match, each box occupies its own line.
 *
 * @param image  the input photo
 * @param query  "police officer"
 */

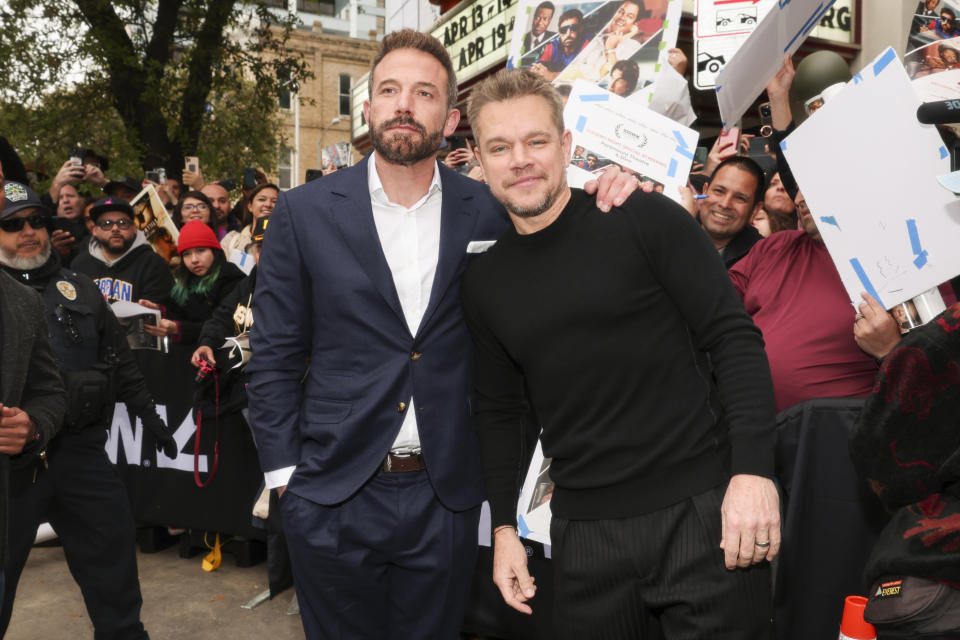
xmin=0 ymin=182 xmax=176 ymax=639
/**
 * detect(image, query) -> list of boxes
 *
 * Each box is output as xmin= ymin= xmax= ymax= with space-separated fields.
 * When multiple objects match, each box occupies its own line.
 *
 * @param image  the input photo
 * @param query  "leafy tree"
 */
xmin=0 ymin=0 xmax=313 ymax=185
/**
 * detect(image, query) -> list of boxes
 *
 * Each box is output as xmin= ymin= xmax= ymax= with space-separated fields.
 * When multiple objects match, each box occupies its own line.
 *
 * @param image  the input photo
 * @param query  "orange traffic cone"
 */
xmin=839 ymin=595 xmax=877 ymax=640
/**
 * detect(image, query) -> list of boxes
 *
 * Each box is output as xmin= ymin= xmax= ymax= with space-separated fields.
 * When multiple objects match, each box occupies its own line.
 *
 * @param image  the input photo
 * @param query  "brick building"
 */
xmin=275 ymin=25 xmax=381 ymax=189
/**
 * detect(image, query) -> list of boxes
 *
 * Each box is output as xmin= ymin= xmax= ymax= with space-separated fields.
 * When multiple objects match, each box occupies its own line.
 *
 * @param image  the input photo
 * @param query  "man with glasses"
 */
xmin=530 ymin=8 xmax=592 ymax=81
xmin=923 ymin=6 xmax=960 ymax=39
xmin=71 ymin=197 xmax=174 ymax=303
xmin=0 ymin=181 xmax=175 ymax=639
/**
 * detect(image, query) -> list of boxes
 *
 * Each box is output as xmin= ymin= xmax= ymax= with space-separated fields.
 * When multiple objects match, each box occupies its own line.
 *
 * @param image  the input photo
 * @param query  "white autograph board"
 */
xmin=782 ymin=47 xmax=960 ymax=309
xmin=714 ymin=0 xmax=838 ymax=129
xmin=564 ymin=79 xmax=698 ymax=202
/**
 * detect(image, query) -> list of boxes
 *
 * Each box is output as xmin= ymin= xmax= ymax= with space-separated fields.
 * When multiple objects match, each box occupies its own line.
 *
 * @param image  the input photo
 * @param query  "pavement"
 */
xmin=6 ymin=541 xmax=307 ymax=639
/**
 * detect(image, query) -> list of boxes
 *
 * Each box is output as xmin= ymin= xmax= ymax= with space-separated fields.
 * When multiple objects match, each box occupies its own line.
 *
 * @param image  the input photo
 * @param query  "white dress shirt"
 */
xmin=369 ymin=153 xmax=443 ymax=453
xmin=263 ymin=154 xmax=443 ymax=489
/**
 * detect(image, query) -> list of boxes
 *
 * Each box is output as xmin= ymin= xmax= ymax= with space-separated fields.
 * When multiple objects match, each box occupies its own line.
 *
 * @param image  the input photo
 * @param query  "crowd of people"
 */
xmin=0 ymin=8 xmax=958 ymax=640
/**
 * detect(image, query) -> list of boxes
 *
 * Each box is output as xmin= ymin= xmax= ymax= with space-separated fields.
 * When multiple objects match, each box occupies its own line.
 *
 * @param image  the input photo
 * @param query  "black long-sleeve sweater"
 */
xmin=461 ymin=189 xmax=777 ymax=527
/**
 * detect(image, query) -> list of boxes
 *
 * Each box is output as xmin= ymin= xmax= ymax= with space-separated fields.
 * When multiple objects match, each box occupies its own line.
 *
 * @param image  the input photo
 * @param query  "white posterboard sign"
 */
xmin=507 ymin=0 xmax=682 ymax=103
xmin=693 ymin=0 xmax=777 ymax=90
xmin=516 ymin=440 xmax=553 ymax=546
xmin=781 ymin=47 xmax=960 ymax=309
xmin=564 ymin=79 xmax=698 ymax=202
xmin=714 ymin=0 xmax=837 ymax=129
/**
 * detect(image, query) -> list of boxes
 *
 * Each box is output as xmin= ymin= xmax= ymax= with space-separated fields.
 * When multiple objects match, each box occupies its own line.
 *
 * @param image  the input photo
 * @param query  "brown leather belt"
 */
xmin=382 ymin=452 xmax=426 ymax=473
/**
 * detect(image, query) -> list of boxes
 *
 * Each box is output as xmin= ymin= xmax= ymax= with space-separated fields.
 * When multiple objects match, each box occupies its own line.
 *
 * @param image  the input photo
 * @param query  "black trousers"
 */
xmin=551 ymin=484 xmax=773 ymax=640
xmin=1 ymin=427 xmax=148 ymax=640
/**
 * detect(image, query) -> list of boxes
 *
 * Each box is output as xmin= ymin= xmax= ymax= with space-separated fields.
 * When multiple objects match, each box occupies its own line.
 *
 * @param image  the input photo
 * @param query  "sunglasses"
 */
xmin=0 ymin=215 xmax=47 ymax=233
xmin=97 ymin=218 xmax=134 ymax=230
xmin=942 ymin=14 xmax=955 ymax=21
xmin=559 ymin=23 xmax=579 ymax=33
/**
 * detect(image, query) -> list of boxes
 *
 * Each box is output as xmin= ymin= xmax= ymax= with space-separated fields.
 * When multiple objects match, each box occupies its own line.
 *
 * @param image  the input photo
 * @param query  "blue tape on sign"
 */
xmin=715 ymin=86 xmax=722 ymax=94
xmin=784 ymin=1 xmax=835 ymax=52
xmin=668 ymin=158 xmax=678 ymax=177
xmin=672 ymin=130 xmax=688 ymax=148
xmin=819 ymin=216 xmax=840 ymax=230
xmin=517 ymin=515 xmax=531 ymax=538
xmin=674 ymin=145 xmax=694 ymax=160
xmin=852 ymin=72 xmax=863 ymax=84
xmin=576 ymin=115 xmax=587 ymax=132
xmin=780 ymin=140 xmax=787 ymax=151
xmin=907 ymin=219 xmax=929 ymax=269
xmin=873 ymin=48 xmax=896 ymax=76
xmin=850 ymin=258 xmax=885 ymax=308
xmin=941 ymin=146 xmax=949 ymax=159
xmin=579 ymin=94 xmax=609 ymax=103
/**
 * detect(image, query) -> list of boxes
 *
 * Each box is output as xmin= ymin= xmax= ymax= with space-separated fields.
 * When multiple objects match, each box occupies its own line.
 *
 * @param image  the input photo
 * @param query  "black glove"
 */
xmin=141 ymin=411 xmax=178 ymax=459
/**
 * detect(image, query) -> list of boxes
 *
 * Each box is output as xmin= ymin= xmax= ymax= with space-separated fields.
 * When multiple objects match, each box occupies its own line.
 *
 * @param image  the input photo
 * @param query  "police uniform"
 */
xmin=0 ymin=188 xmax=174 ymax=640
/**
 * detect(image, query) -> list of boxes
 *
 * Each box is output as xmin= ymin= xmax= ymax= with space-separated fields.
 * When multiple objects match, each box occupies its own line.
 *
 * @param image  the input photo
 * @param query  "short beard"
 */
xmin=0 ymin=243 xmax=51 ymax=270
xmin=370 ymin=115 xmax=442 ymax=167
xmin=96 ymin=233 xmax=136 ymax=257
xmin=502 ymin=177 xmax=563 ymax=219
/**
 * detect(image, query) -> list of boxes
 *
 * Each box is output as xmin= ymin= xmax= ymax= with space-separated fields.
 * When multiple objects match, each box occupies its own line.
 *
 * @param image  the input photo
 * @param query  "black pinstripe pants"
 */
xmin=551 ymin=484 xmax=773 ymax=640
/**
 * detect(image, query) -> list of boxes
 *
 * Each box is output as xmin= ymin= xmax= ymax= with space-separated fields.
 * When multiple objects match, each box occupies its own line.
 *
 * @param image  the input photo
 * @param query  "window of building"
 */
xmin=278 ymin=89 xmax=291 ymax=110
xmin=278 ymin=147 xmax=293 ymax=190
xmin=339 ymin=74 xmax=351 ymax=116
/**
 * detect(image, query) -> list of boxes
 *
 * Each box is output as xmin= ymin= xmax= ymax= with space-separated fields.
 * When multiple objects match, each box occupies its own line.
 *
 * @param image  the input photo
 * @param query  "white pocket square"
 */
xmin=466 ymin=240 xmax=496 ymax=253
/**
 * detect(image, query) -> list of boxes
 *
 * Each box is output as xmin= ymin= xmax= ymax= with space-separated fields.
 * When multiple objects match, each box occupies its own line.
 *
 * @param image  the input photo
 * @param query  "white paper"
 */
xmin=229 ymin=249 xmax=256 ymax=275
xmin=516 ymin=440 xmax=553 ymax=545
xmin=564 ymin=79 xmax=698 ymax=202
xmin=110 ymin=300 xmax=161 ymax=321
xmin=781 ymin=47 xmax=960 ymax=309
xmin=692 ymin=0 xmax=777 ymax=90
xmin=714 ymin=0 xmax=836 ymax=129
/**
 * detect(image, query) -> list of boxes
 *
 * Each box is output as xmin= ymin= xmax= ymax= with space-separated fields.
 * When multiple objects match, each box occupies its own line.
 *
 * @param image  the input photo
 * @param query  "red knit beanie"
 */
xmin=177 ymin=220 xmax=221 ymax=255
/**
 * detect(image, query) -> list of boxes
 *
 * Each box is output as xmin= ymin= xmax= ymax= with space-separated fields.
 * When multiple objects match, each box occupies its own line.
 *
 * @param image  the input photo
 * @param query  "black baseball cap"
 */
xmin=1 ymin=181 xmax=50 ymax=220
xmin=89 ymin=196 xmax=135 ymax=222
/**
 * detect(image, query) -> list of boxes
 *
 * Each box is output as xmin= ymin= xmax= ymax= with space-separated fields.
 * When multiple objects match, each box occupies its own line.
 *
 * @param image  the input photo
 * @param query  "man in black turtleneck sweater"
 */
xmin=0 ymin=182 xmax=176 ymax=639
xmin=461 ymin=70 xmax=780 ymax=638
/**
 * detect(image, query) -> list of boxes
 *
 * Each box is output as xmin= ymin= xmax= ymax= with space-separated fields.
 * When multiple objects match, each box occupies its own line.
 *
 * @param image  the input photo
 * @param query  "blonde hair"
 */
xmin=466 ymin=68 xmax=564 ymax=141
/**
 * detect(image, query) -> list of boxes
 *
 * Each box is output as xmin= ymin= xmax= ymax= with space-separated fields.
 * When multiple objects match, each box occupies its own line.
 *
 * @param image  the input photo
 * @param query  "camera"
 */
xmin=68 ymin=148 xmax=83 ymax=167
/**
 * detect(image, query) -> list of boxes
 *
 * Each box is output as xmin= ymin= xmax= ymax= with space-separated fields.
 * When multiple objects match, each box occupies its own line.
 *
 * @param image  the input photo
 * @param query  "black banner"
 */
xmin=106 ymin=344 xmax=264 ymax=539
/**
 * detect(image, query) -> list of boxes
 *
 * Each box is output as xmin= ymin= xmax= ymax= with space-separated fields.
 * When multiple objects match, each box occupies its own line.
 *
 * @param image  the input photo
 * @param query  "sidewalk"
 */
xmin=6 ymin=543 xmax=306 ymax=639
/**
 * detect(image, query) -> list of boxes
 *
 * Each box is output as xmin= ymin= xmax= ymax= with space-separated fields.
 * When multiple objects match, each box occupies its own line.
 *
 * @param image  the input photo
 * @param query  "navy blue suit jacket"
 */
xmin=247 ymin=155 xmax=510 ymax=511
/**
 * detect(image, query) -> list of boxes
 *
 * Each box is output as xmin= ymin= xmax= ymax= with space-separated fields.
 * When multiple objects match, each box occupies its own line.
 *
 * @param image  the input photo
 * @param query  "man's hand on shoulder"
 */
xmin=720 ymin=473 xmax=781 ymax=569
xmin=582 ymin=164 xmax=639 ymax=212
xmin=492 ymin=525 xmax=537 ymax=614
xmin=0 ymin=405 xmax=37 ymax=455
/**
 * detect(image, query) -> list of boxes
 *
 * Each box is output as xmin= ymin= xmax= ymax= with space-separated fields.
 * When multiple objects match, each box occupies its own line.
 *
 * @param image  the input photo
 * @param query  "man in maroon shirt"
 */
xmin=728 ymin=190 xmax=901 ymax=411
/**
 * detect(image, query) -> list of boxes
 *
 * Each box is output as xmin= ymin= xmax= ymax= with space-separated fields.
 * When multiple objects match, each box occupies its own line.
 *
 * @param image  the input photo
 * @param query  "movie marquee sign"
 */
xmin=431 ymin=0 xmax=517 ymax=85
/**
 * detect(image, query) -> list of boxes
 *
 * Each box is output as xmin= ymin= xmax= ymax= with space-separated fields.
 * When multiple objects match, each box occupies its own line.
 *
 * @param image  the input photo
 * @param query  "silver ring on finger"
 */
xmin=754 ymin=540 xmax=771 ymax=548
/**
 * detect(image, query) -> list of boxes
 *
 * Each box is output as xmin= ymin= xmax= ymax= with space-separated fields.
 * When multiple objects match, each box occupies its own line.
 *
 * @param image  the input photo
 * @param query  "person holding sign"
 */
xmin=462 ymin=68 xmax=778 ymax=638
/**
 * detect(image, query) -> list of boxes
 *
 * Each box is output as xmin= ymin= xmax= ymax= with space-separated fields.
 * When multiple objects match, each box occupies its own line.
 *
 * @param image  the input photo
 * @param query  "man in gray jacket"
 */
xmin=0 ymin=167 xmax=67 ymax=625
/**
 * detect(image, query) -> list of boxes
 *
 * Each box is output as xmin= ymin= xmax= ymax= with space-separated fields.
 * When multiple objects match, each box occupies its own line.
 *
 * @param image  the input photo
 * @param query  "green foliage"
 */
xmin=0 ymin=0 xmax=312 ymax=184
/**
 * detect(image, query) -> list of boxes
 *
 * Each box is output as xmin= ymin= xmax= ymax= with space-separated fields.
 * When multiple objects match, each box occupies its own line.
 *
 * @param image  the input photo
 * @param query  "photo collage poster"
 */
xmin=507 ymin=0 xmax=682 ymax=103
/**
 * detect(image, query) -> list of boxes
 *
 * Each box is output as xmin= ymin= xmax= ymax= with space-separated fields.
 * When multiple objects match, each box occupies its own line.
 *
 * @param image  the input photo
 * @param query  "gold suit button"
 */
xmin=397 ymin=402 xmax=407 ymax=412
xmin=411 ymin=351 xmax=422 ymax=360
